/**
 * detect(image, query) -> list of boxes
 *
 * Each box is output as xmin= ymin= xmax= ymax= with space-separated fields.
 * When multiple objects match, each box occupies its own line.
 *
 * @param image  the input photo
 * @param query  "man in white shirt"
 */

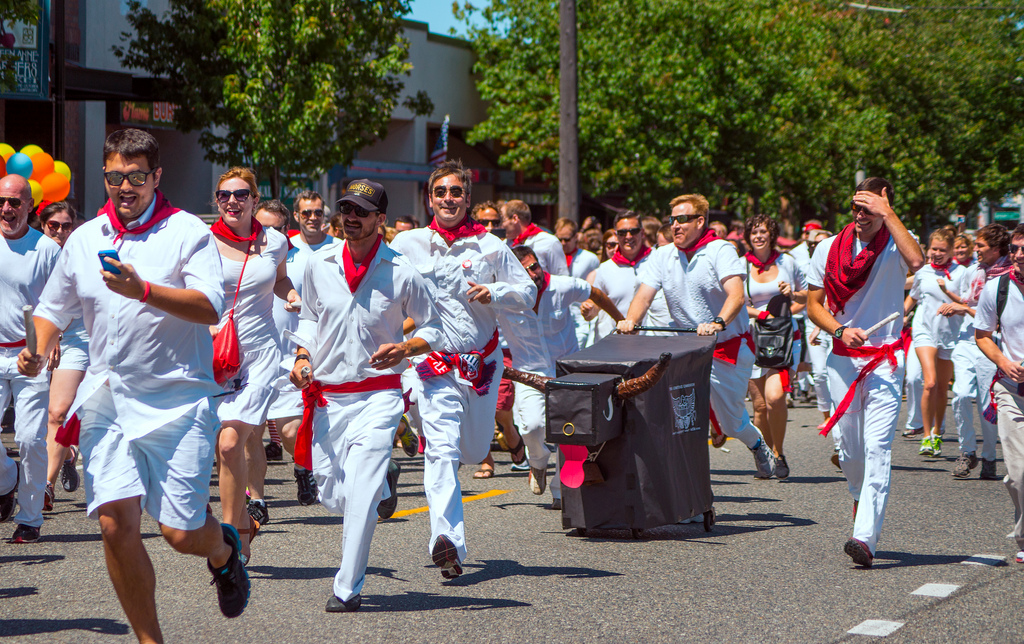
xmin=975 ymin=223 xmax=1024 ymax=563
xmin=18 ymin=129 xmax=249 ymax=639
xmin=501 ymin=200 xmax=567 ymax=276
xmin=390 ymin=160 xmax=536 ymax=579
xmin=806 ymin=177 xmax=924 ymax=568
xmin=555 ymin=217 xmax=601 ymax=349
xmin=617 ymin=194 xmax=775 ymax=479
xmin=0 ymin=174 xmax=61 ymax=542
xmin=288 ymin=180 xmax=444 ymax=612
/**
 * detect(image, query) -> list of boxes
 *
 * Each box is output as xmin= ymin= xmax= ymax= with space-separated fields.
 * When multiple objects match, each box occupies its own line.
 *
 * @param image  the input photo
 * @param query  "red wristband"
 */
xmin=757 ymin=310 xmax=769 ymax=321
xmin=140 ymin=281 xmax=151 ymax=303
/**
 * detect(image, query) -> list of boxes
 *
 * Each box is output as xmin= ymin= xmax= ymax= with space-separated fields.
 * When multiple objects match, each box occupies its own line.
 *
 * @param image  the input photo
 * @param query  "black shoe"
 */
xmin=10 ymin=523 xmax=39 ymax=543
xmin=377 ymin=460 xmax=401 ymax=520
xmin=775 ymin=454 xmax=790 ymax=480
xmin=60 ymin=446 xmax=80 ymax=492
xmin=431 ymin=534 xmax=462 ymax=579
xmin=0 ymin=463 xmax=18 ymax=522
xmin=247 ymin=499 xmax=269 ymax=526
xmin=325 ymin=594 xmax=361 ymax=613
xmin=208 ymin=524 xmax=250 ymax=618
xmin=295 ymin=467 xmax=318 ymax=506
xmin=264 ymin=441 xmax=283 ymax=462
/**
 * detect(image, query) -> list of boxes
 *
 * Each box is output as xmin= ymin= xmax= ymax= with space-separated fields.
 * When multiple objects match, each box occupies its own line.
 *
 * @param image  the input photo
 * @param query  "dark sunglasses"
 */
xmin=669 ymin=214 xmax=701 ymax=225
xmin=524 ymin=262 xmax=540 ymax=272
xmin=299 ymin=208 xmax=324 ymax=219
xmin=557 ymin=236 xmax=575 ymax=243
xmin=604 ymin=241 xmax=619 ymax=249
xmin=477 ymin=218 xmax=501 ymax=227
xmin=46 ymin=220 xmax=73 ymax=232
xmin=104 ymin=170 xmax=155 ymax=187
xmin=0 ymin=196 xmax=23 ymax=209
xmin=215 ymin=189 xmax=253 ymax=204
xmin=1010 ymin=243 xmax=1024 ymax=255
xmin=339 ymin=203 xmax=376 ymax=218
xmin=615 ymin=227 xmax=642 ymax=238
xmin=433 ymin=186 xmax=464 ymax=199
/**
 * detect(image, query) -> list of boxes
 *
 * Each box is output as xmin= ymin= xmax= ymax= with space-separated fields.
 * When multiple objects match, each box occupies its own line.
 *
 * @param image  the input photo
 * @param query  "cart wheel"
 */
xmin=575 ymin=528 xmax=588 ymax=537
xmin=630 ymin=528 xmax=645 ymax=540
xmin=703 ymin=508 xmax=715 ymax=532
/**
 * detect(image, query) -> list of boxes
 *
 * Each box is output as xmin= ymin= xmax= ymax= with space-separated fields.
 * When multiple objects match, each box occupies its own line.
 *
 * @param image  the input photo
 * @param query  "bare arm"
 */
xmin=102 ymin=257 xmax=220 ymax=325
xmin=586 ymin=286 xmax=624 ymax=322
xmin=807 ymin=286 xmax=868 ymax=349
xmin=16 ymin=317 xmax=63 ymax=377
xmin=616 ymin=283 xmax=658 ymax=334
xmin=273 ymin=258 xmax=300 ymax=311
xmin=977 ymin=330 xmax=1024 ymax=382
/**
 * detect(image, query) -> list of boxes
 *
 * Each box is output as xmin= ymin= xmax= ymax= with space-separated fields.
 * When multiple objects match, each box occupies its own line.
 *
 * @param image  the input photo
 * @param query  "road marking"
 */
xmin=847 ymin=620 xmax=904 ymax=637
xmin=389 ymin=489 xmax=510 ymax=519
xmin=912 ymin=583 xmax=959 ymax=598
xmin=962 ymin=554 xmax=1007 ymax=566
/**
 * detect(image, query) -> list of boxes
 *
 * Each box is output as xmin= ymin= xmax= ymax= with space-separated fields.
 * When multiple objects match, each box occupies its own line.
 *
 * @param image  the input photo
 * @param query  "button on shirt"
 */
xmin=0 ymin=227 xmax=61 ymax=344
xmin=34 ymin=203 xmax=225 ymax=440
xmin=294 ymin=242 xmax=445 ymax=384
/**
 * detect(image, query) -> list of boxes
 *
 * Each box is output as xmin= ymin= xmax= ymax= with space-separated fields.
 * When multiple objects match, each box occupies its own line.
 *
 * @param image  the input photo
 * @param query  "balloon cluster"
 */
xmin=0 ymin=143 xmax=72 ymax=206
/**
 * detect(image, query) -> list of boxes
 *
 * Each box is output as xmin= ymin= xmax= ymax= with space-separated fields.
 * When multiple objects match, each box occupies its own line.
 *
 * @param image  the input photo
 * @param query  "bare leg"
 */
xmin=764 ymin=371 xmax=788 ymax=457
xmin=45 ymin=369 xmax=85 ymax=486
xmin=495 ymin=409 xmax=522 ymax=450
xmin=275 ymin=416 xmax=301 ymax=457
xmin=160 ymin=514 xmax=231 ymax=567
xmin=933 ymin=357 xmax=955 ymax=433
xmin=245 ymin=424 xmax=267 ymax=501
xmin=216 ymin=420 xmax=255 ymax=558
xmin=747 ymin=378 xmax=771 ymax=451
xmin=917 ymin=346 xmax=940 ymax=438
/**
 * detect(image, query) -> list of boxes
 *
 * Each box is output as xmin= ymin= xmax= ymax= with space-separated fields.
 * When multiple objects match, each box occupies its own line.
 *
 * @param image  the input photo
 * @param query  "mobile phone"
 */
xmin=98 ymin=250 xmax=121 ymax=274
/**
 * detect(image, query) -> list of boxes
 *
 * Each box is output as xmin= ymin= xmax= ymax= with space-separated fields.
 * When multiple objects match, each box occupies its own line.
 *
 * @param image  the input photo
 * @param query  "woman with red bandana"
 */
xmin=211 ymin=167 xmax=299 ymax=563
xmin=904 ymin=228 xmax=966 ymax=458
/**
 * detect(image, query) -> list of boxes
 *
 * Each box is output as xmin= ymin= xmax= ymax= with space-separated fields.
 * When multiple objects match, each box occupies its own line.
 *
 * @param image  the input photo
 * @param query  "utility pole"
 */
xmin=53 ymin=0 xmax=66 ymax=160
xmin=558 ymin=0 xmax=579 ymax=223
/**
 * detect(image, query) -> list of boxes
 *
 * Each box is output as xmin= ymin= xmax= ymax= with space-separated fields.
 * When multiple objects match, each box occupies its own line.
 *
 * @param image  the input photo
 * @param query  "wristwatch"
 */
xmin=833 ymin=326 xmax=847 ymax=339
xmin=712 ymin=317 xmax=726 ymax=329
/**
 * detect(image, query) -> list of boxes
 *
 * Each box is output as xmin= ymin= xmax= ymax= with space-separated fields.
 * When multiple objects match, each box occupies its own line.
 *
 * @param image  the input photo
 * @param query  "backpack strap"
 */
xmin=995 ymin=273 xmax=1010 ymax=333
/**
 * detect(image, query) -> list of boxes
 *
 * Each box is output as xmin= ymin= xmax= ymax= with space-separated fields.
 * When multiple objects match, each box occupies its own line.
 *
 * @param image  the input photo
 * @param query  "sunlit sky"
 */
xmin=406 ymin=0 xmax=487 ymax=37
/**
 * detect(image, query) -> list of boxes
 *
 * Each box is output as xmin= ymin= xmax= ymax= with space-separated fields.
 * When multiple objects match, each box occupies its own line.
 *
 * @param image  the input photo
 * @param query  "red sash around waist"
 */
xmin=0 ymin=339 xmax=27 ymax=348
xmin=713 ymin=332 xmax=754 ymax=365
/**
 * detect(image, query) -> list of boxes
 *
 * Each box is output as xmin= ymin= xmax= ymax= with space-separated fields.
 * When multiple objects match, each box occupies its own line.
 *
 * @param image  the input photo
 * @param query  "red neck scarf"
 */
xmin=429 ymin=215 xmax=486 ymax=246
xmin=824 ymin=223 xmax=891 ymax=316
xmin=512 ymin=223 xmax=544 ymax=247
xmin=966 ymin=256 xmax=1013 ymax=306
xmin=611 ymin=244 xmax=652 ymax=267
xmin=566 ymin=248 xmax=576 ymax=269
xmin=533 ymin=271 xmax=551 ymax=313
xmin=745 ymin=250 xmax=780 ymax=274
xmin=955 ymin=257 xmax=972 ymax=266
xmin=342 ymin=234 xmax=383 ymax=293
xmin=1013 ymin=269 xmax=1024 ymax=287
xmin=100 ymin=190 xmax=180 ymax=243
xmin=211 ymin=216 xmax=263 ymax=243
xmin=930 ymin=261 xmax=952 ymax=279
xmin=675 ymin=228 xmax=718 ymax=256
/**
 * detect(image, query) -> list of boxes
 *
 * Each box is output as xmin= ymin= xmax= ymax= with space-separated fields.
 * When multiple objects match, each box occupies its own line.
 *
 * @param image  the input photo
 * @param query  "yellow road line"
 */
xmin=389 ymin=489 xmax=510 ymax=519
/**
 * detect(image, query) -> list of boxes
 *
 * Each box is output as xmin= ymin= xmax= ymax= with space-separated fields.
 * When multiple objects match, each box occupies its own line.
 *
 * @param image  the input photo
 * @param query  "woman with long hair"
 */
xmin=211 ymin=167 xmax=299 ymax=563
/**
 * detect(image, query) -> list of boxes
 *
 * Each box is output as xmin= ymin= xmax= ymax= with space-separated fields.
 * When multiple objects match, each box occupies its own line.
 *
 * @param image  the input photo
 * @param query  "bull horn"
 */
xmin=502 ymin=365 xmax=552 ymax=393
xmin=616 ymin=352 xmax=671 ymax=399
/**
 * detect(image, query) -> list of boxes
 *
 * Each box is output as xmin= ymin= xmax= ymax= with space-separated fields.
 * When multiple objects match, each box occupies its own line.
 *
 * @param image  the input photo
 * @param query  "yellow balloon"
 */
xmin=28 ymin=179 xmax=42 ymax=206
xmin=0 ymin=143 xmax=14 ymax=161
xmin=53 ymin=160 xmax=71 ymax=180
xmin=20 ymin=144 xmax=43 ymax=158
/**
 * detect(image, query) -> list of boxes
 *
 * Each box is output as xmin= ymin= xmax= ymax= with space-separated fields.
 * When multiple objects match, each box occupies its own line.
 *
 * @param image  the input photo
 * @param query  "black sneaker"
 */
xmin=208 ymin=523 xmax=250 ymax=618
xmin=377 ymin=460 xmax=401 ymax=520
xmin=60 ymin=446 xmax=80 ymax=492
xmin=264 ymin=441 xmax=283 ymax=462
xmin=980 ymin=459 xmax=999 ymax=480
xmin=247 ymin=499 xmax=269 ymax=526
xmin=431 ymin=534 xmax=462 ymax=579
xmin=775 ymin=454 xmax=790 ymax=480
xmin=10 ymin=523 xmax=40 ymax=543
xmin=325 ymin=594 xmax=361 ymax=613
xmin=0 ymin=463 xmax=18 ymax=522
xmin=295 ymin=467 xmax=318 ymax=506
xmin=43 ymin=482 xmax=54 ymax=512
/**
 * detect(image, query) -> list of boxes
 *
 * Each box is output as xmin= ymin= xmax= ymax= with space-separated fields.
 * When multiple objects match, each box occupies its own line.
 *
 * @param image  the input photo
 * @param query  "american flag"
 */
xmin=429 ymin=115 xmax=449 ymax=166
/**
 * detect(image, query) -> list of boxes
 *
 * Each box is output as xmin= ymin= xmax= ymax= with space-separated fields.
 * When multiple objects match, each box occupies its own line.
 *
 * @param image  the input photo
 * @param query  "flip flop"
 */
xmin=507 ymin=437 xmax=527 ymax=466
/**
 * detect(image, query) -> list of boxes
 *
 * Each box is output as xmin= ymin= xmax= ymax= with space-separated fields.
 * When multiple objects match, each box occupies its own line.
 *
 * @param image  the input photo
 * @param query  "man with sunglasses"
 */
xmin=617 ymin=194 xmax=776 ymax=479
xmin=501 ymin=200 xmax=567 ymax=276
xmin=0 ymin=173 xmax=61 ymax=544
xmin=555 ymin=217 xmax=600 ymax=348
xmin=805 ymin=177 xmax=924 ymax=567
xmin=391 ymin=159 xmax=536 ymax=580
xmin=19 ymin=128 xmax=250 ymax=638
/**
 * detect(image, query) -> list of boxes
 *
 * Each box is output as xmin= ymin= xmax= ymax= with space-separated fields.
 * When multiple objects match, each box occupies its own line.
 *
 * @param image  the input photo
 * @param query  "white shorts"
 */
xmin=911 ymin=329 xmax=953 ymax=359
xmin=217 ymin=343 xmax=282 ymax=426
xmin=58 ymin=328 xmax=90 ymax=373
xmin=80 ymin=385 xmax=217 ymax=531
xmin=268 ymin=381 xmax=303 ymax=420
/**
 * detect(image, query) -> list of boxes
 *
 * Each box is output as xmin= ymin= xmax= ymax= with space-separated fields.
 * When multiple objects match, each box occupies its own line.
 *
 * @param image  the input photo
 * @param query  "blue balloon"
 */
xmin=6 ymin=152 xmax=32 ymax=179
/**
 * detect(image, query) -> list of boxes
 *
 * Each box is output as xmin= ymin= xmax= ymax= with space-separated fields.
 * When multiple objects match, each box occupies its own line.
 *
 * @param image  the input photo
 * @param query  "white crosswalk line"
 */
xmin=911 ymin=583 xmax=958 ymax=598
xmin=848 ymin=620 xmax=904 ymax=637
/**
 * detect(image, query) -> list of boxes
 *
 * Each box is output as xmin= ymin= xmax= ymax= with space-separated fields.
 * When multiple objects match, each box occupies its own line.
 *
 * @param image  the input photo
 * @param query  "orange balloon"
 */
xmin=40 ymin=172 xmax=70 ymax=202
xmin=30 ymin=152 xmax=54 ymax=181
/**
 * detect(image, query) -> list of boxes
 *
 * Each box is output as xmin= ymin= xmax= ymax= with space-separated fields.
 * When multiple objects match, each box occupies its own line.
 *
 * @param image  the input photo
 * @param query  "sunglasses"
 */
xmin=477 ymin=218 xmax=500 ymax=227
xmin=557 ymin=236 xmax=575 ymax=243
xmin=46 ymin=220 xmax=73 ymax=232
xmin=524 ymin=262 xmax=540 ymax=272
xmin=1010 ymin=243 xmax=1024 ymax=255
xmin=299 ymin=208 xmax=324 ymax=219
xmin=615 ymin=227 xmax=642 ymax=238
xmin=605 ymin=242 xmax=619 ymax=249
xmin=339 ymin=203 xmax=376 ymax=218
xmin=104 ymin=170 xmax=155 ymax=187
xmin=0 ymin=196 xmax=23 ymax=209
xmin=215 ymin=188 xmax=253 ymax=204
xmin=669 ymin=214 xmax=701 ymax=225
xmin=433 ymin=186 xmax=464 ymax=199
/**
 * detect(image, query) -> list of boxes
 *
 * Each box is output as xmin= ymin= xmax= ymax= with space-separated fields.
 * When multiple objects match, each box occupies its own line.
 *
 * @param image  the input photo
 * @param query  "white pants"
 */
xmin=828 ymin=349 xmax=905 ymax=555
xmin=0 ymin=347 xmax=49 ymax=528
xmin=512 ymin=382 xmax=561 ymax=500
xmin=904 ymin=341 xmax=923 ymax=430
xmin=952 ymin=341 xmax=998 ymax=460
xmin=994 ymin=381 xmax=1024 ymax=550
xmin=400 ymin=367 xmax=423 ymax=438
xmin=807 ymin=330 xmax=833 ymax=413
xmin=710 ymin=343 xmax=764 ymax=449
xmin=310 ymin=389 xmax=401 ymax=602
xmin=411 ymin=367 xmax=499 ymax=563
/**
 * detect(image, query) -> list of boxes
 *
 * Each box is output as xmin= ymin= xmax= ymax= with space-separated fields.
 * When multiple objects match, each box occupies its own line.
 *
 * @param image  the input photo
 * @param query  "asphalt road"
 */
xmin=2 ymin=397 xmax=1022 ymax=643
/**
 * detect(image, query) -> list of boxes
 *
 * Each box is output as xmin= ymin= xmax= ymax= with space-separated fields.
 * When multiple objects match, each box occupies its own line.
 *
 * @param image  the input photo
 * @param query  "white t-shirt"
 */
xmin=512 ymin=229 xmax=568 ymax=276
xmin=639 ymin=239 xmax=748 ymax=340
xmin=591 ymin=252 xmax=672 ymax=340
xmin=806 ymin=233 xmax=908 ymax=347
xmin=536 ymin=274 xmax=592 ymax=361
xmin=0 ymin=227 xmax=61 ymax=344
xmin=219 ymin=228 xmax=289 ymax=352
xmin=744 ymin=253 xmax=805 ymax=311
xmin=975 ymin=276 xmax=1024 ymax=363
xmin=272 ymin=234 xmax=341 ymax=341
xmin=909 ymin=262 xmax=966 ymax=349
xmin=567 ymin=247 xmax=600 ymax=280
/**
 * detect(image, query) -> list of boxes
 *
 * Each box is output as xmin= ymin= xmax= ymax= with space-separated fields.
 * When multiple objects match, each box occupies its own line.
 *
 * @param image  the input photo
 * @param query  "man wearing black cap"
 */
xmin=288 ymin=179 xmax=445 ymax=611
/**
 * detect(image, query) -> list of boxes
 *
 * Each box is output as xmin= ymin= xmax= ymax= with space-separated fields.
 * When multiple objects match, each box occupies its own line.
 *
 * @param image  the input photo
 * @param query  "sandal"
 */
xmin=473 ymin=465 xmax=495 ymax=479
xmin=237 ymin=515 xmax=260 ymax=544
xmin=507 ymin=437 xmax=527 ymax=466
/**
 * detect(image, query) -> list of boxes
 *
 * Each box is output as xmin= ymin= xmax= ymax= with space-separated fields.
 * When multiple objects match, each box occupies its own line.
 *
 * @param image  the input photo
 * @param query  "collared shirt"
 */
xmin=592 ymin=254 xmax=672 ymax=341
xmin=390 ymin=228 xmax=536 ymax=353
xmin=271 ymin=234 xmax=341 ymax=341
xmin=35 ymin=207 xmax=225 ymax=440
xmin=0 ymin=227 xmax=61 ymax=344
xmin=531 ymin=274 xmax=592 ymax=362
xmin=568 ymin=247 xmax=600 ymax=280
xmin=295 ymin=241 xmax=444 ymax=384
xmin=513 ymin=229 xmax=568 ymax=276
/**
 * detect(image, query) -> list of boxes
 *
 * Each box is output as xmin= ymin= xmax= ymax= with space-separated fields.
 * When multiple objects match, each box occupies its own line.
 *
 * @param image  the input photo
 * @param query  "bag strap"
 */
xmin=746 ymin=262 xmax=753 ymax=305
xmin=996 ymin=273 xmax=1010 ymax=332
xmin=227 ymin=237 xmax=254 ymax=318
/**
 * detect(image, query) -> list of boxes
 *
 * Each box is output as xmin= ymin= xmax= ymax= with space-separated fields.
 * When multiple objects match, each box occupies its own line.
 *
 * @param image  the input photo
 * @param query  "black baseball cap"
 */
xmin=338 ymin=179 xmax=388 ymax=214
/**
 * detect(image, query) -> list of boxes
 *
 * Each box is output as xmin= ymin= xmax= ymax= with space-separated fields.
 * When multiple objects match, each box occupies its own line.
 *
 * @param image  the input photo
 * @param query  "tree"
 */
xmin=115 ymin=0 xmax=432 ymax=198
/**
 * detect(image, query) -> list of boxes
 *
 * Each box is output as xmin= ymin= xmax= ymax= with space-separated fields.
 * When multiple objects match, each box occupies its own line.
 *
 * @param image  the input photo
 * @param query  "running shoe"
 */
xmin=931 ymin=435 xmax=942 ymax=457
xmin=529 ymin=466 xmax=547 ymax=495
xmin=60 ymin=446 xmax=79 ymax=492
xmin=751 ymin=438 xmax=776 ymax=479
xmin=510 ymin=461 xmax=531 ymax=472
xmin=10 ymin=523 xmax=40 ymax=544
xmin=326 ymin=594 xmax=362 ymax=613
xmin=775 ymin=454 xmax=790 ymax=480
xmin=208 ymin=523 xmax=250 ymax=618
xmin=980 ymin=459 xmax=998 ymax=480
xmin=919 ymin=438 xmax=933 ymax=456
xmin=0 ymin=462 xmax=17 ymax=522
xmin=247 ymin=499 xmax=269 ymax=526
xmin=264 ymin=441 xmax=283 ymax=462
xmin=952 ymin=453 xmax=973 ymax=478
xmin=1016 ymin=551 xmax=1024 ymax=564
xmin=902 ymin=426 xmax=924 ymax=438
xmin=431 ymin=534 xmax=462 ymax=579
xmin=43 ymin=482 xmax=54 ymax=512
xmin=844 ymin=538 xmax=873 ymax=567
xmin=396 ymin=417 xmax=417 ymax=458
xmin=295 ymin=466 xmax=318 ymax=506
xmin=377 ymin=460 xmax=401 ymax=520
xmin=831 ymin=451 xmax=841 ymax=470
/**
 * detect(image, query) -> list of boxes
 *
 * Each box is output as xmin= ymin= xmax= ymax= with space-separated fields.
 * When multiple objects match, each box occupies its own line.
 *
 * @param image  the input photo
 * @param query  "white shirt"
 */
xmin=806 ymin=233 xmax=908 ymax=347
xmin=497 ymin=309 xmax=554 ymax=376
xmin=272 ymin=234 xmax=341 ymax=340
xmin=744 ymin=253 xmax=805 ymax=310
xmin=909 ymin=262 xmax=966 ymax=348
xmin=954 ymin=260 xmax=996 ymax=343
xmin=568 ymin=247 xmax=600 ymax=280
xmin=592 ymin=253 xmax=672 ymax=341
xmin=220 ymin=228 xmax=289 ymax=352
xmin=789 ymin=241 xmax=811 ymax=275
xmin=511 ymin=229 xmax=568 ymax=276
xmin=535 ymin=275 xmax=592 ymax=362
xmin=295 ymin=240 xmax=444 ymax=385
xmin=390 ymin=227 xmax=536 ymax=353
xmin=0 ymin=227 xmax=61 ymax=344
xmin=35 ymin=205 xmax=226 ymax=440
xmin=975 ymin=276 xmax=1024 ymax=363
xmin=639 ymin=240 xmax=749 ymax=340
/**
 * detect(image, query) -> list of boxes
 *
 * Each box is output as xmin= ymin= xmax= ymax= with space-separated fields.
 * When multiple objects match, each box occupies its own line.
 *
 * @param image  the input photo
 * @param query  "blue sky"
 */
xmin=406 ymin=0 xmax=487 ymax=37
